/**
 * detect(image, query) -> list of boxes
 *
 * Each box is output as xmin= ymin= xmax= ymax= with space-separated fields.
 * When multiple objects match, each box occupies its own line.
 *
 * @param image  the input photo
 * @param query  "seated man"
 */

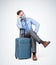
xmin=17 ymin=10 xmax=50 ymax=61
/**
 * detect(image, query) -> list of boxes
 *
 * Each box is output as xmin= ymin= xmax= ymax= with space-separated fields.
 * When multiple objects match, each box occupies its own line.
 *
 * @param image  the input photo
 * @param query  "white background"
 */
xmin=0 ymin=0 xmax=56 ymax=65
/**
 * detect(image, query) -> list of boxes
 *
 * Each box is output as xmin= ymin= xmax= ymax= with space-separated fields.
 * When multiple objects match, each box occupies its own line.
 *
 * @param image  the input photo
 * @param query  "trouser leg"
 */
xmin=24 ymin=32 xmax=36 ymax=53
xmin=29 ymin=30 xmax=43 ymax=44
xmin=31 ymin=36 xmax=36 ymax=53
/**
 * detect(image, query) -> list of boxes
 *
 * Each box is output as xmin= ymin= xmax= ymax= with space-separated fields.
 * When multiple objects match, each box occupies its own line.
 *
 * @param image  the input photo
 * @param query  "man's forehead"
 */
xmin=20 ymin=11 xmax=24 ymax=14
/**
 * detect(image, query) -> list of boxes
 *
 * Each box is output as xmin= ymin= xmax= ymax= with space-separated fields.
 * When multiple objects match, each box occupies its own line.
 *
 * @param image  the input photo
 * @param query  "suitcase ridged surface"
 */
xmin=15 ymin=38 xmax=31 ymax=59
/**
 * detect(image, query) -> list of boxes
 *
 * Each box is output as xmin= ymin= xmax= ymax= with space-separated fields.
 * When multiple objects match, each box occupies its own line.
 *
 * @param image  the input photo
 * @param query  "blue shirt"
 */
xmin=17 ymin=17 xmax=40 ymax=33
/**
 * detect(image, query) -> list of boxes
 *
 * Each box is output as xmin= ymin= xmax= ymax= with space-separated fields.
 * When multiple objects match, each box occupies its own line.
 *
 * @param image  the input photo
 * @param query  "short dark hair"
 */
xmin=17 ymin=10 xmax=23 ymax=15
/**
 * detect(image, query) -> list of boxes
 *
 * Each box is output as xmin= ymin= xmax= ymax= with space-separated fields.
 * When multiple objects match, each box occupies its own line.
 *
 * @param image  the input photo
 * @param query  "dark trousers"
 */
xmin=20 ymin=30 xmax=43 ymax=53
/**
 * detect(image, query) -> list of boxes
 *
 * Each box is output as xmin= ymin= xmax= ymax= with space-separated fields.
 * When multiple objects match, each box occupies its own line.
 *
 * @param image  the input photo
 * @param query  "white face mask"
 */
xmin=21 ymin=14 xmax=26 ymax=19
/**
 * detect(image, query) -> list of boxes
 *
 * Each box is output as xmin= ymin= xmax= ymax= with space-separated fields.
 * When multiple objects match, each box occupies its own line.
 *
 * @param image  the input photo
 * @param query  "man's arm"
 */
xmin=31 ymin=18 xmax=40 ymax=33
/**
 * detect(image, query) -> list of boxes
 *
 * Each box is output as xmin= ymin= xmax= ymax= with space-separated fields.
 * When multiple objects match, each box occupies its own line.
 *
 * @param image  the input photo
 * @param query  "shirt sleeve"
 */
xmin=30 ymin=18 xmax=40 ymax=33
xmin=17 ymin=18 xmax=23 ymax=29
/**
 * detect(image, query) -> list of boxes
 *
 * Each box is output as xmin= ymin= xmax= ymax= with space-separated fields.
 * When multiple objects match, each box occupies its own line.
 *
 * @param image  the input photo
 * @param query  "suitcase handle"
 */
xmin=20 ymin=28 xmax=25 ymax=37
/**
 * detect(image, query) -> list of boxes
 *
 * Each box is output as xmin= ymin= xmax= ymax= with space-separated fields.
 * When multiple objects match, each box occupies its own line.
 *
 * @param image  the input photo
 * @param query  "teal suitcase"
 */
xmin=15 ymin=38 xmax=31 ymax=59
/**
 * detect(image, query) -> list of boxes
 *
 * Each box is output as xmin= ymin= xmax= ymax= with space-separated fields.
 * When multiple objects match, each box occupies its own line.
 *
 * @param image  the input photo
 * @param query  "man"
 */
xmin=17 ymin=10 xmax=50 ymax=61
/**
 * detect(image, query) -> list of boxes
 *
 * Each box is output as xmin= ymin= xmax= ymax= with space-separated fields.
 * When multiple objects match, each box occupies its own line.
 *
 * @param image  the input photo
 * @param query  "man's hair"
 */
xmin=17 ymin=10 xmax=23 ymax=15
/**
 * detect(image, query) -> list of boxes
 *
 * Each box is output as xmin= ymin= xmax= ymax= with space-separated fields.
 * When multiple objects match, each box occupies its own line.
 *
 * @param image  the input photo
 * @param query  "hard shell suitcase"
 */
xmin=15 ymin=38 xmax=31 ymax=59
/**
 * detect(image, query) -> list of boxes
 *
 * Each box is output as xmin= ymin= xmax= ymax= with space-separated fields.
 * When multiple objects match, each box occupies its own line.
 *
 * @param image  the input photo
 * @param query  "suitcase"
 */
xmin=15 ymin=38 xmax=31 ymax=59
